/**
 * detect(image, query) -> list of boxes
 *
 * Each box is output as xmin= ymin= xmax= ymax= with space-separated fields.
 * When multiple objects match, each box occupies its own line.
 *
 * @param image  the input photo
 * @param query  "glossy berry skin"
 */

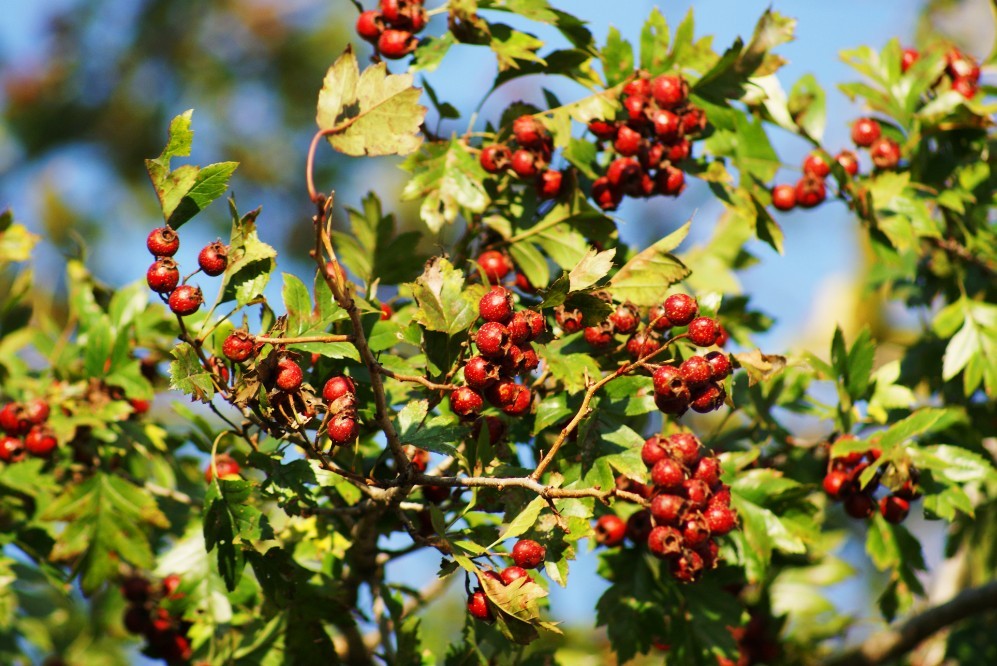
xmin=626 ymin=333 xmax=660 ymax=360
xmin=704 ymin=506 xmax=737 ymax=535
xmin=666 ymin=138 xmax=692 ymax=163
xmin=822 ymin=470 xmax=850 ymax=499
xmin=647 ymin=525 xmax=683 ymax=559
xmin=835 ymin=150 xmax=860 ymax=176
xmin=623 ymin=94 xmax=647 ymax=121
xmin=652 ymin=365 xmax=689 ymax=402
xmin=380 ymin=302 xmax=394 ymax=320
xmin=168 ymin=285 xmax=202 ymax=317
xmin=693 ymin=456 xmax=721 ymax=488
xmin=510 ymin=150 xmax=540 ymax=179
xmin=679 ymin=356 xmax=712 ymax=388
xmin=607 ymin=158 xmax=640 ymax=191
xmin=952 ymin=77 xmax=978 ymax=100
xmin=222 ymin=330 xmax=254 ymax=362
xmin=463 ymin=356 xmax=499 ymax=392
xmin=664 ymin=294 xmax=698 ymax=326
xmin=24 ymin=426 xmax=57 ymax=457
xmin=356 ymin=10 xmax=384 ymax=42
xmin=499 ymin=383 xmax=532 ymax=416
xmin=197 ymin=241 xmax=228 ymax=276
xmin=609 ymin=303 xmax=640 ymax=335
xmin=651 ymin=109 xmax=681 ymax=140
xmin=500 ymin=566 xmax=533 ymax=586
xmin=648 ymin=304 xmax=671 ymax=330
xmin=682 ymin=514 xmax=711 ymax=548
xmin=467 ymin=590 xmax=492 ymax=621
xmin=377 ymin=29 xmax=417 ymax=59
xmin=655 ymin=165 xmax=685 ymax=197
xmin=795 ymin=175 xmax=827 ymax=209
xmin=588 ymin=118 xmax=618 ymax=140
xmin=480 ymin=144 xmax=511 ymax=173
xmin=802 ymin=152 xmax=831 ymax=178
xmin=477 ymin=250 xmax=512 ymax=284
xmin=594 ymin=514 xmax=627 ymax=547
xmin=651 ymin=494 xmax=686 ymax=525
xmin=681 ymin=105 xmax=708 ymax=135
xmin=687 ymin=317 xmax=720 ymax=347
xmin=592 ymin=176 xmax=622 ymax=210
xmin=683 ymin=478 xmax=712 ymax=511
xmin=512 ymin=539 xmax=546 ymax=569
xmin=880 ymin=495 xmax=910 ymax=524
xmin=329 ymin=414 xmax=360 ymax=445
xmin=24 ymin=399 xmax=50 ymax=426
xmin=869 ymin=137 xmax=901 ymax=170
xmin=651 ymin=74 xmax=689 ymax=108
xmin=146 ymin=258 xmax=180 ymax=294
xmin=844 ymin=492 xmax=875 ymax=519
xmin=146 ymin=226 xmax=179 ymax=257
xmin=583 ymin=325 xmax=614 ymax=349
xmin=703 ymin=351 xmax=732 ymax=381
xmin=274 ymin=358 xmax=303 ymax=392
xmin=851 ymin=117 xmax=882 ymax=147
xmin=479 ymin=286 xmax=514 ymax=324
xmin=771 ymin=184 xmax=796 ymax=211
xmin=641 ymin=436 xmax=667 ymax=467
xmin=512 ymin=115 xmax=547 ymax=149
xmin=671 ymin=549 xmax=705 ymax=583
xmin=537 ymin=169 xmax=563 ymax=199
xmin=554 ymin=306 xmax=584 ymax=334
xmin=450 ymin=386 xmax=484 ymax=417
xmin=322 ymin=375 xmax=356 ymax=404
xmin=205 ymin=454 xmax=241 ymax=482
xmin=668 ymin=433 xmax=702 ymax=467
xmin=476 ymin=322 xmax=509 ymax=359
xmin=613 ymin=124 xmax=643 ymax=156
xmin=522 ymin=309 xmax=546 ymax=339
xmin=900 ymin=47 xmax=919 ymax=73
xmin=651 ymin=458 xmax=686 ymax=492
xmin=690 ymin=383 xmax=725 ymax=413
xmin=0 ymin=436 xmax=25 ymax=463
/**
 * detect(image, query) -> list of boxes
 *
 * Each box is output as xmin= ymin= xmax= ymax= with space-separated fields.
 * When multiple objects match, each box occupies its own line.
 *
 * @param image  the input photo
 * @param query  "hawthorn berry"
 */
xmin=704 ymin=506 xmax=737 ymax=535
xmin=681 ymin=106 xmax=708 ymax=135
xmin=222 ymin=330 xmax=254 ymax=362
xmin=510 ymin=149 xmax=539 ymax=179
xmin=869 ymin=137 xmax=901 ymax=170
xmin=880 ymin=495 xmax=910 ymax=524
xmin=146 ymin=258 xmax=180 ymax=294
xmin=952 ymin=76 xmax=978 ymax=99
xmin=500 ymin=566 xmax=533 ymax=586
xmin=843 ymin=492 xmax=875 ymax=519
xmin=205 ymin=454 xmax=241 ymax=482
xmin=641 ymin=435 xmax=667 ymax=467
xmin=664 ymin=293 xmax=698 ymax=326
xmin=945 ymin=48 xmax=980 ymax=81
xmin=626 ymin=332 xmax=660 ymax=359
xmin=499 ymin=382 xmax=532 ymax=416
xmin=771 ymin=184 xmax=796 ymax=211
xmin=679 ymin=355 xmax=712 ymax=387
xmin=480 ymin=144 xmax=511 ymax=173
xmin=588 ymin=118 xmax=618 ymax=140
xmin=511 ymin=539 xmax=546 ymax=569
xmin=671 ymin=548 xmax=705 ymax=583
xmin=479 ymin=286 xmax=514 ymax=324
xmin=477 ymin=250 xmax=512 ymax=284
xmin=655 ymin=165 xmax=685 ymax=197
xmin=626 ymin=510 xmax=653 ymax=544
xmin=647 ymin=525 xmax=683 ymax=559
xmin=682 ymin=514 xmax=711 ymax=548
xmin=683 ymin=479 xmax=712 ymax=511
xmin=512 ymin=115 xmax=547 ymax=149
xmin=666 ymin=138 xmax=692 ymax=162
xmin=322 ymin=375 xmax=356 ymax=404
xmin=648 ymin=304 xmax=671 ymax=330
xmin=651 ymin=108 xmax=681 ymax=140
xmin=851 ymin=117 xmax=882 ymax=147
xmin=592 ymin=176 xmax=622 ymax=210
xmin=450 ymin=386 xmax=484 ymax=417
xmin=608 ymin=303 xmax=640 ymax=335
xmin=606 ymin=157 xmax=641 ymax=190
xmin=583 ymin=324 xmax=614 ymax=349
xmin=594 ymin=514 xmax=627 ymax=547
xmin=24 ymin=426 xmax=57 ymax=457
xmin=377 ymin=29 xmax=417 ymax=59
xmin=795 ymin=175 xmax=827 ymax=208
xmin=197 ymin=241 xmax=228 ymax=276
xmin=121 ymin=576 xmax=152 ymax=603
xmin=0 ymin=436 xmax=25 ymax=463
xmin=514 ymin=272 xmax=536 ymax=294
xmin=613 ymin=124 xmax=643 ymax=156
xmin=554 ymin=306 xmax=585 ymax=333
xmin=652 ymin=365 xmax=690 ymax=402
xmin=900 ymin=47 xmax=919 ymax=73
xmin=356 ymin=10 xmax=384 ymax=42
xmin=693 ymin=456 xmax=721 ymax=488
xmin=822 ymin=470 xmax=850 ymax=499
xmin=423 ymin=485 xmax=450 ymax=504
xmin=651 ymin=458 xmax=686 ymax=492
xmin=467 ymin=590 xmax=492 ymax=621
xmin=623 ymin=76 xmax=651 ymax=98
xmin=329 ymin=414 xmax=360 ymax=446
xmin=274 ymin=357 xmax=303 ymax=392
xmin=538 ymin=169 xmax=563 ymax=199
xmin=690 ymin=383 xmax=725 ymax=413
xmin=146 ymin=226 xmax=179 ymax=257
xmin=24 ymin=398 xmax=50 ymax=425
xmin=522 ymin=309 xmax=546 ymax=339
xmin=168 ymin=285 xmax=202 ymax=317
xmin=1 ymin=405 xmax=33 ymax=437
xmin=650 ymin=74 xmax=689 ymax=108
xmin=623 ymin=94 xmax=647 ymax=121
xmin=476 ymin=322 xmax=510 ymax=358
xmin=687 ymin=317 xmax=720 ymax=347
xmin=835 ymin=150 xmax=860 ymax=176
xmin=651 ymin=494 xmax=686 ymax=525
xmin=802 ymin=151 xmax=831 ymax=178
xmin=668 ymin=433 xmax=702 ymax=467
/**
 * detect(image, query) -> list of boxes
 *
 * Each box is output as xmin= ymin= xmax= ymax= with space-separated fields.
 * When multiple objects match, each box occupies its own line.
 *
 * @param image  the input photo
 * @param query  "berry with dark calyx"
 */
xmin=146 ymin=258 xmax=180 ymax=294
xmin=24 ymin=399 xmax=50 ymax=425
xmin=222 ymin=330 xmax=254 ymax=362
xmin=667 ymin=433 xmax=702 ymax=467
xmin=510 ymin=149 xmax=539 ymax=179
xmin=205 ymin=454 xmax=241 ymax=482
xmin=648 ymin=304 xmax=671 ymax=330
xmin=197 ymin=241 xmax=228 ymax=276
xmin=822 ymin=470 xmax=850 ymax=499
xmin=641 ymin=435 xmax=667 ymax=467
xmin=146 ymin=226 xmax=179 ymax=257
xmin=652 ymin=365 xmax=690 ymax=403
xmin=835 ymin=150 xmax=860 ymax=176
xmin=952 ymin=77 xmax=978 ymax=100
xmin=329 ymin=414 xmax=360 ymax=446
xmin=682 ymin=514 xmax=711 ymax=548
xmin=554 ymin=306 xmax=584 ymax=334
xmin=647 ymin=525 xmax=683 ymax=559
xmin=274 ymin=357 xmax=303 ymax=392
xmin=870 ymin=137 xmax=901 ymax=170
xmin=168 ymin=285 xmax=202 ymax=317
xmin=945 ymin=48 xmax=980 ymax=81
xmin=795 ymin=175 xmax=827 ymax=209
xmin=704 ymin=505 xmax=737 ymax=535
xmin=670 ymin=548 xmax=705 ymax=583
xmin=708 ymin=487 xmax=731 ymax=511
xmin=693 ymin=456 xmax=721 ymax=488
xmin=683 ymin=478 xmax=712 ymax=510
xmin=626 ymin=510 xmax=653 ymax=544
xmin=512 ymin=539 xmax=546 ymax=569
xmin=851 ymin=117 xmax=882 ymax=147
xmin=802 ymin=151 xmax=831 ymax=178
xmin=651 ymin=108 xmax=681 ymax=140
xmin=680 ymin=355 xmax=712 ymax=388
xmin=522 ymin=309 xmax=546 ymax=339
xmin=901 ymin=47 xmax=919 ymax=72
xmin=643 ymin=142 xmax=667 ymax=169
xmin=518 ymin=344 xmax=540 ymax=373
xmin=24 ymin=426 xmax=57 ymax=457
xmin=467 ymin=590 xmax=492 ymax=621
xmin=478 ymin=286 xmax=514 ymax=324
xmin=322 ymin=375 xmax=356 ymax=404
xmin=537 ymin=169 xmax=563 ymax=199
xmin=480 ymin=144 xmax=511 ymax=173
xmin=613 ymin=124 xmax=643 ymax=156
xmin=356 ymin=10 xmax=384 ymax=42
xmin=687 ymin=317 xmax=720 ymax=347
xmin=500 ymin=566 xmax=533 ymax=586
xmin=512 ymin=115 xmax=548 ymax=149
xmin=771 ymin=184 xmax=796 ymax=211
xmin=0 ymin=436 xmax=25 ymax=463
xmin=704 ymin=351 xmax=733 ymax=381
xmin=608 ymin=303 xmax=640 ymax=335
xmin=606 ymin=157 xmax=641 ymax=190
xmin=655 ymin=165 xmax=686 ymax=197
xmin=377 ymin=29 xmax=417 ymax=59
xmin=690 ymin=383 xmax=725 ymax=413
xmin=400 ymin=3 xmax=428 ymax=31
xmin=844 ymin=492 xmax=875 ymax=519
xmin=583 ymin=324 xmax=614 ymax=349
xmin=626 ymin=332 xmax=661 ymax=360
xmin=651 ymin=458 xmax=686 ymax=492
xmin=594 ymin=514 xmax=627 ymax=547
xmin=477 ymin=250 xmax=512 ymax=284
xmin=450 ymin=386 xmax=484 ymax=417
xmin=664 ymin=293 xmax=698 ymax=326
xmin=681 ymin=105 xmax=708 ymax=135
xmin=592 ymin=176 xmax=622 ymax=210
xmin=464 ymin=356 xmax=500 ymax=391
xmin=880 ymin=495 xmax=910 ymax=524
xmin=666 ymin=138 xmax=692 ymax=162
xmin=499 ymin=382 xmax=532 ymax=416
xmin=895 ymin=477 xmax=921 ymax=501
xmin=476 ymin=322 xmax=510 ymax=358
xmin=650 ymin=494 xmax=686 ymax=525
xmin=651 ymin=74 xmax=689 ymax=108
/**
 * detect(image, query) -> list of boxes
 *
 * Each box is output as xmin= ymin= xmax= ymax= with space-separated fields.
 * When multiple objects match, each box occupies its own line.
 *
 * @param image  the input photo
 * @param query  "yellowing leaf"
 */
xmin=609 ymin=221 xmax=691 ymax=305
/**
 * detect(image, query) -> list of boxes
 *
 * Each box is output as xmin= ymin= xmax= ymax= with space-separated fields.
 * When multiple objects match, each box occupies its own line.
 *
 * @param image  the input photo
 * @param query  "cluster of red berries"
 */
xmin=480 ymin=115 xmax=564 ymax=200
xmin=355 ymin=0 xmax=427 ymax=60
xmin=585 ymin=71 xmax=707 ymax=210
xmin=322 ymin=374 xmax=361 ymax=446
xmin=145 ymin=225 xmax=229 ymax=318
xmin=467 ymin=538 xmax=546 ymax=621
xmin=0 ymin=398 xmax=57 ymax=463
xmin=822 ymin=442 xmax=919 ymax=524
xmin=593 ymin=433 xmax=737 ymax=583
xmin=449 ymin=284 xmax=545 ymax=418
xmin=903 ymin=45 xmax=982 ymax=100
xmin=770 ymin=148 xmax=858 ymax=212
xmin=121 ymin=574 xmax=192 ymax=664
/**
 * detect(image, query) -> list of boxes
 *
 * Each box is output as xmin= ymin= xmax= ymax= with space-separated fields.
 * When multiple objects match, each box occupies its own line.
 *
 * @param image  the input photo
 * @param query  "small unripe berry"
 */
xmin=802 ymin=151 xmax=831 ymax=179
xmin=168 ymin=285 xmax=203 ymax=316
xmin=205 ymin=454 xmax=241 ymax=482
xmin=356 ymin=10 xmax=384 ymax=42
xmin=24 ymin=426 xmax=58 ymax=457
xmin=0 ymin=436 xmax=26 ymax=463
xmin=687 ymin=317 xmax=720 ymax=347
xmin=650 ymin=74 xmax=689 ymax=108
xmin=869 ymin=137 xmax=901 ymax=170
xmin=851 ymin=117 xmax=882 ymax=147
xmin=500 ymin=566 xmax=533 ymax=586
xmin=771 ymin=184 xmax=797 ymax=211
xmin=479 ymin=286 xmax=514 ymax=324
xmin=146 ymin=258 xmax=180 ymax=294
xmin=647 ymin=525 xmax=683 ymax=559
xmin=322 ymin=375 xmax=356 ymax=404
xmin=880 ymin=495 xmax=910 ymax=524
xmin=329 ymin=414 xmax=360 ymax=445
xmin=467 ymin=590 xmax=492 ymax=621
xmin=476 ymin=322 xmax=510 ymax=358
xmin=146 ymin=226 xmax=179 ymax=257
xmin=679 ymin=355 xmax=712 ymax=387
xmin=664 ymin=293 xmax=698 ymax=326
xmin=450 ymin=386 xmax=484 ymax=417
xmin=594 ymin=514 xmax=627 ymax=546
xmin=477 ymin=250 xmax=512 ymax=284
xmin=651 ymin=458 xmax=686 ymax=491
xmin=651 ymin=494 xmax=686 ymax=525
xmin=512 ymin=115 xmax=548 ymax=149
xmin=274 ymin=357 xmax=303 ymax=392
xmin=222 ymin=330 xmax=254 ymax=362
xmin=377 ymin=29 xmax=417 ymax=59
xmin=511 ymin=539 xmax=545 ymax=569
xmin=480 ymin=144 xmax=511 ymax=173
xmin=198 ymin=241 xmax=229 ymax=276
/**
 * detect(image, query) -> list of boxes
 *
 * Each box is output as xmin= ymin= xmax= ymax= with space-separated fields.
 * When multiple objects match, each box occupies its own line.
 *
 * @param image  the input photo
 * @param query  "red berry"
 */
xmin=822 ymin=470 xmax=850 ymax=499
xmin=613 ymin=124 xmax=643 ymax=156
xmin=477 ymin=250 xmax=512 ymax=284
xmin=472 ymin=416 xmax=506 ymax=446
xmin=450 ymin=386 xmax=484 ymax=417
xmin=399 ymin=4 xmax=428 ymax=32
xmin=651 ymin=458 xmax=686 ymax=491
xmin=583 ymin=325 xmax=614 ymax=349
xmin=274 ymin=357 xmax=303 ymax=392
xmin=945 ymin=48 xmax=980 ymax=82
xmin=667 ymin=433 xmax=701 ymax=467
xmin=851 ymin=117 xmax=882 ymax=147
xmin=952 ymin=77 xmax=978 ymax=100
xmin=683 ymin=478 xmax=712 ymax=511
xmin=205 ymin=454 xmax=240 ymax=482
xmin=377 ymin=29 xmax=417 ymax=59
xmin=476 ymin=322 xmax=510 ymax=358
xmin=650 ymin=494 xmax=686 ymax=525
xmin=689 ymin=383 xmax=726 ymax=413
xmin=844 ymin=492 xmax=875 ymax=519
xmin=664 ymin=294 xmax=698 ymax=326
xmin=623 ymin=94 xmax=647 ymax=122
xmin=163 ymin=573 xmax=182 ymax=597
xmin=708 ymin=487 xmax=731 ymax=510
xmin=322 ymin=375 xmax=356 ymax=404
xmin=522 ymin=309 xmax=546 ymax=339
xmin=222 ymin=330 xmax=254 ymax=362
xmin=880 ymin=495 xmax=911 ymax=524
xmin=641 ymin=435 xmax=667 ymax=467
xmin=704 ymin=351 xmax=732 ymax=380
xmin=608 ymin=303 xmax=640 ymax=335
xmin=479 ymin=286 xmax=514 ymax=324
xmin=198 ymin=241 xmax=228 ymax=276
xmin=693 ymin=456 xmax=721 ymax=488
xmin=380 ymin=0 xmax=401 ymax=22
xmin=687 ymin=317 xmax=720 ymax=347
xmin=802 ymin=151 xmax=831 ymax=179
xmin=554 ymin=306 xmax=584 ymax=334
xmin=795 ymin=175 xmax=827 ymax=208
xmin=467 ymin=590 xmax=492 ymax=621
xmin=146 ymin=257 xmax=180 ymax=294
xmin=623 ymin=76 xmax=651 ymax=98
xmin=670 ymin=549 xmax=705 ymax=582
xmin=652 ymin=365 xmax=689 ymax=402
xmin=682 ymin=514 xmax=711 ymax=548
xmin=771 ymin=184 xmax=796 ymax=211
xmin=680 ymin=106 xmax=708 ymax=135
xmin=651 ymin=109 xmax=681 ymax=140
xmin=146 ymin=226 xmax=179 ymax=257
xmin=592 ymin=176 xmax=622 ymax=210
xmin=500 ymin=382 xmax=532 ymax=416
xmin=895 ymin=478 xmax=921 ymax=501
xmin=462 ymin=356 xmax=498 ymax=391
xmin=870 ymin=137 xmax=901 ymax=170
xmin=514 ymin=272 xmax=536 ymax=294
xmin=512 ymin=115 xmax=548 ymax=149
xmin=626 ymin=510 xmax=653 ymax=544
xmin=715 ymin=325 xmax=729 ymax=348
xmin=594 ymin=514 xmax=627 ymax=546
xmin=329 ymin=414 xmax=360 ymax=445
xmin=537 ymin=169 xmax=563 ymax=199
xmin=130 ymin=399 xmax=150 ymax=416
xmin=655 ymin=165 xmax=685 ymax=197
xmin=900 ymin=47 xmax=919 ymax=73
xmin=480 ymin=144 xmax=511 ymax=173
xmin=24 ymin=399 xmax=50 ymax=425
xmin=606 ymin=157 xmax=641 ymax=190
xmin=648 ymin=304 xmax=671 ymax=330
xmin=704 ymin=505 xmax=737 ymax=535
xmin=356 ymin=10 xmax=384 ymax=42
xmin=647 ymin=525 xmax=683 ymax=559
xmin=679 ymin=355 xmax=712 ymax=387
xmin=626 ymin=332 xmax=660 ymax=360
xmin=650 ymin=74 xmax=689 ymax=108
xmin=835 ymin=150 xmax=860 ymax=177
xmin=666 ymin=138 xmax=692 ymax=163
xmin=588 ymin=119 xmax=618 ymax=140
xmin=24 ymin=426 xmax=57 ymax=457
xmin=0 ymin=436 xmax=25 ymax=463
xmin=511 ymin=539 xmax=545 ymax=569
xmin=168 ymin=285 xmax=202 ymax=317
xmin=500 ymin=566 xmax=533 ymax=586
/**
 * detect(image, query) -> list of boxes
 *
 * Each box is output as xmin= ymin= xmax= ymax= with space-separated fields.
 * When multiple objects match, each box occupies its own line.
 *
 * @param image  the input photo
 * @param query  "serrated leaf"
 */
xmin=204 ymin=477 xmax=273 ymax=591
xmin=221 ymin=204 xmax=277 ymax=306
xmin=170 ymin=342 xmax=215 ymax=401
xmin=412 ymin=257 xmax=485 ymax=335
xmin=602 ymin=27 xmax=634 ymax=86
xmin=609 ymin=222 xmax=691 ymax=305
xmin=568 ymin=248 xmax=615 ymax=292
xmin=489 ymin=23 xmax=546 ymax=71
xmin=507 ymin=241 xmax=550 ymax=291
xmin=491 ymin=496 xmax=546 ymax=547
xmin=401 ymin=138 xmax=489 ymax=232
xmin=316 ymin=46 xmax=426 ymax=156
xmin=638 ymin=7 xmax=669 ymax=73
xmin=788 ymin=73 xmax=826 ymax=141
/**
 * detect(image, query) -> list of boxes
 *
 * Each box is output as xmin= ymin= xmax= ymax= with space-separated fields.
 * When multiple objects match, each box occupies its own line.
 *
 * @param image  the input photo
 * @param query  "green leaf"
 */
xmin=638 ymin=8 xmax=669 ymax=74
xmin=401 ymin=137 xmax=489 ymax=233
xmin=412 ymin=257 xmax=485 ymax=335
xmin=602 ymin=27 xmax=634 ymax=86
xmin=846 ymin=327 xmax=876 ymax=401
xmin=221 ymin=203 xmax=277 ymax=306
xmin=170 ymin=342 xmax=215 ymax=401
xmin=488 ymin=23 xmax=546 ymax=71
xmin=568 ymin=248 xmax=615 ymax=292
xmin=282 ymin=273 xmax=313 ymax=336
xmin=316 ymin=46 xmax=426 ymax=156
xmin=508 ymin=241 xmax=550 ymax=291
xmin=609 ymin=221 xmax=691 ymax=305
xmin=788 ymin=73 xmax=826 ymax=141
xmin=0 ymin=211 xmax=40 ymax=263
xmin=490 ymin=496 xmax=546 ymax=547
xmin=204 ymin=477 xmax=273 ymax=591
